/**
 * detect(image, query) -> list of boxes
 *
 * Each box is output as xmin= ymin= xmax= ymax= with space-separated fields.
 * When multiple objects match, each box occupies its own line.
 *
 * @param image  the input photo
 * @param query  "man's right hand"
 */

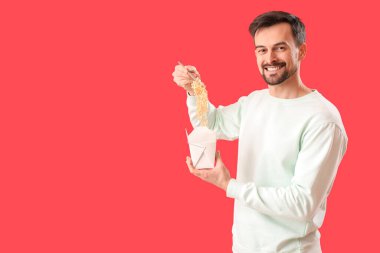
xmin=172 ymin=64 xmax=201 ymax=95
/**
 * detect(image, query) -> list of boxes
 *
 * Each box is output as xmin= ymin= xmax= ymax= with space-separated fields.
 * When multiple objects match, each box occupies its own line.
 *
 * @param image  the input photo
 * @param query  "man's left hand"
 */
xmin=186 ymin=151 xmax=231 ymax=191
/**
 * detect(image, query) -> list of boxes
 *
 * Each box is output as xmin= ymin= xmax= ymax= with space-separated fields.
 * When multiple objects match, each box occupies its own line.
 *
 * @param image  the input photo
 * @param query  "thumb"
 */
xmin=215 ymin=150 xmax=223 ymax=164
xmin=186 ymin=65 xmax=197 ymax=72
xmin=186 ymin=66 xmax=200 ymax=78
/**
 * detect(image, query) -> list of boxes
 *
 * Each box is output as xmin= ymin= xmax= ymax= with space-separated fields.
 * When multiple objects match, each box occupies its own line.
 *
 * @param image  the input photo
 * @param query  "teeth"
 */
xmin=267 ymin=66 xmax=280 ymax=71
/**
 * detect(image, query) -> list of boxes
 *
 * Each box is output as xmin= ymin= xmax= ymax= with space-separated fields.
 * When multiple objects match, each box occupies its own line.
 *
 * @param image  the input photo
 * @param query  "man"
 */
xmin=172 ymin=11 xmax=348 ymax=253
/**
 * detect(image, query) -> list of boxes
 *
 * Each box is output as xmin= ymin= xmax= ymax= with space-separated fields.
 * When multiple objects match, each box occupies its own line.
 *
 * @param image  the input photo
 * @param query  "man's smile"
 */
xmin=263 ymin=63 xmax=286 ymax=74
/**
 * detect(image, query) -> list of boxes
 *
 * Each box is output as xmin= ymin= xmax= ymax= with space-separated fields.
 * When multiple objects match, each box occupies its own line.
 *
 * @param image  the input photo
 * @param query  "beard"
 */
xmin=262 ymin=62 xmax=297 ymax=86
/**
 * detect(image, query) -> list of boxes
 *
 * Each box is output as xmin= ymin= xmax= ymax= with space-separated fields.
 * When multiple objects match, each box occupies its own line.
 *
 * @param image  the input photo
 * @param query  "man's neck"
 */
xmin=268 ymin=74 xmax=312 ymax=99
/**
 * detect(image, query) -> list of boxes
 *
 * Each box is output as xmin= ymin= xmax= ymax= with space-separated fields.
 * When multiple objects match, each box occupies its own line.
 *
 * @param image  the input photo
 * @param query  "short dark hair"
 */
xmin=249 ymin=11 xmax=306 ymax=46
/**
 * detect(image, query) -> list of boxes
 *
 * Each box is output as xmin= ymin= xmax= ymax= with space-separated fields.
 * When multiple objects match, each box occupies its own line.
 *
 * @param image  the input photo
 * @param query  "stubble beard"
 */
xmin=262 ymin=64 xmax=298 ymax=86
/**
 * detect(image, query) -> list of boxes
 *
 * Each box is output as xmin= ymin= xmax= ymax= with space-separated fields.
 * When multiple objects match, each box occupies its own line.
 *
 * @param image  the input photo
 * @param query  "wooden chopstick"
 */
xmin=177 ymin=61 xmax=197 ymax=81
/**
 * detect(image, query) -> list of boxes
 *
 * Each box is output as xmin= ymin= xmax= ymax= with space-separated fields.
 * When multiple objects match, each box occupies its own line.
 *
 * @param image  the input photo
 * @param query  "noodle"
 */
xmin=191 ymin=77 xmax=209 ymax=126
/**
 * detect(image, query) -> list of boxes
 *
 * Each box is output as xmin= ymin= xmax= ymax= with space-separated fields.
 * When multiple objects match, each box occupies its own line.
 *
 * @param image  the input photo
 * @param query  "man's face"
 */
xmin=254 ymin=23 xmax=305 ymax=86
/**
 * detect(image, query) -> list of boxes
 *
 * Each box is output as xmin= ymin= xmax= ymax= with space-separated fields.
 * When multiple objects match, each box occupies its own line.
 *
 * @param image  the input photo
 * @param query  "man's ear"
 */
xmin=298 ymin=43 xmax=307 ymax=61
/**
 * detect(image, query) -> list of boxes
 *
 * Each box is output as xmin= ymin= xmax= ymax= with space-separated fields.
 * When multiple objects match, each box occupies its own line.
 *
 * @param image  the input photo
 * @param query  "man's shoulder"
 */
xmin=305 ymin=91 xmax=347 ymax=139
xmin=309 ymin=91 xmax=343 ymax=123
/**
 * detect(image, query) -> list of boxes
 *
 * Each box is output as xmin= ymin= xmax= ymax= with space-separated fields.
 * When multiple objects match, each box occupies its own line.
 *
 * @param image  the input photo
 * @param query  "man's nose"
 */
xmin=265 ymin=50 xmax=278 ymax=64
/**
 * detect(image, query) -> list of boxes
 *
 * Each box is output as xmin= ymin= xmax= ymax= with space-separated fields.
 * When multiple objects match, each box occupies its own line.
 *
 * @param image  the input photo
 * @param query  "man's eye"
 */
xmin=257 ymin=49 xmax=266 ymax=54
xmin=276 ymin=46 xmax=286 ymax=51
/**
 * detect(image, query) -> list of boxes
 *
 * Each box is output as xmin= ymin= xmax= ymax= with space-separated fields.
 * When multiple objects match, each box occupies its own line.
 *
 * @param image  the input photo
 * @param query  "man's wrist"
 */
xmin=222 ymin=178 xmax=232 ymax=192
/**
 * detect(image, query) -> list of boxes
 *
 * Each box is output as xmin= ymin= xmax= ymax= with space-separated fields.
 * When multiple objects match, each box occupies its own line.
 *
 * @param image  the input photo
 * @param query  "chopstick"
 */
xmin=177 ymin=61 xmax=197 ymax=81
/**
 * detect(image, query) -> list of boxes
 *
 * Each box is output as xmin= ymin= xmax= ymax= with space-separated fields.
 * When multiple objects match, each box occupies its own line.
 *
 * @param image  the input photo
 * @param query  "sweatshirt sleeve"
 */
xmin=226 ymin=122 xmax=348 ymax=221
xmin=186 ymin=94 xmax=247 ymax=141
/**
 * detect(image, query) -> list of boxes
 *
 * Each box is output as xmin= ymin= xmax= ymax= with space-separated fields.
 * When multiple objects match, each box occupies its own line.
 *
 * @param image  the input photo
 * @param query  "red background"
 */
xmin=1 ymin=0 xmax=378 ymax=252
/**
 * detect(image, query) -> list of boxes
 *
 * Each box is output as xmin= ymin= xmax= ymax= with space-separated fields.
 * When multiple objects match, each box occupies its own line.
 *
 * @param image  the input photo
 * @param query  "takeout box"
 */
xmin=186 ymin=126 xmax=217 ymax=169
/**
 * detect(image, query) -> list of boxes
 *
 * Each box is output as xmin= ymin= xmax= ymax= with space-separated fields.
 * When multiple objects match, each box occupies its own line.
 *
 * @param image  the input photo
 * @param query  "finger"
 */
xmin=185 ymin=65 xmax=198 ymax=73
xmin=185 ymin=66 xmax=200 ymax=79
xmin=173 ymin=76 xmax=190 ymax=83
xmin=186 ymin=156 xmax=194 ymax=166
xmin=173 ymin=67 xmax=199 ymax=83
xmin=196 ymin=169 xmax=212 ymax=180
xmin=174 ymin=77 xmax=192 ymax=87
xmin=186 ymin=157 xmax=209 ymax=178
xmin=183 ymin=83 xmax=194 ymax=91
xmin=172 ymin=72 xmax=194 ymax=81
xmin=193 ymin=169 xmax=206 ymax=178
xmin=175 ymin=65 xmax=188 ymax=73
xmin=172 ymin=70 xmax=191 ymax=78
xmin=215 ymin=150 xmax=223 ymax=166
xmin=186 ymin=156 xmax=196 ymax=173
xmin=173 ymin=77 xmax=192 ymax=86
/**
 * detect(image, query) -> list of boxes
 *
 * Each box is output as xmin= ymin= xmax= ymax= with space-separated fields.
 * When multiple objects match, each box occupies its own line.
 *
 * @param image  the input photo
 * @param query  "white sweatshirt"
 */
xmin=186 ymin=89 xmax=348 ymax=253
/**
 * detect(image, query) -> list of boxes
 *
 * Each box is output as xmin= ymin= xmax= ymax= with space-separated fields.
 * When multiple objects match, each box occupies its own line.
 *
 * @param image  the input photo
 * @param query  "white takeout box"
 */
xmin=186 ymin=126 xmax=217 ymax=169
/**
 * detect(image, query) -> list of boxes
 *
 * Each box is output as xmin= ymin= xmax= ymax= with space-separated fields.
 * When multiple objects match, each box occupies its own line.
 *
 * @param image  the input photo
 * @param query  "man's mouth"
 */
xmin=264 ymin=64 xmax=285 ymax=73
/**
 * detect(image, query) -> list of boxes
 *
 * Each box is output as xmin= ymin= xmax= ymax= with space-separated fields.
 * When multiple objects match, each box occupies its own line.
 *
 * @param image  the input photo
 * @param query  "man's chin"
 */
xmin=262 ymin=71 xmax=291 ymax=86
xmin=263 ymin=76 xmax=285 ymax=86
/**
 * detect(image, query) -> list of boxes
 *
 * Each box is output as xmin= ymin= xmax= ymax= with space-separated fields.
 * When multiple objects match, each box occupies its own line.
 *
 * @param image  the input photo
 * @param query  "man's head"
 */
xmin=249 ymin=11 xmax=307 ymax=86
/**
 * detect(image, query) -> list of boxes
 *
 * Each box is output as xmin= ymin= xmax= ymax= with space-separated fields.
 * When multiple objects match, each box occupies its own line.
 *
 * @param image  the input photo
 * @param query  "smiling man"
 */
xmin=172 ymin=11 xmax=348 ymax=253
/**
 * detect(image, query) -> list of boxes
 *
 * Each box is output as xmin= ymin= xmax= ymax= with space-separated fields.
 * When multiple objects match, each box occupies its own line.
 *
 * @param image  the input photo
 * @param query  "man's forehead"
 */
xmin=254 ymin=23 xmax=295 ymax=47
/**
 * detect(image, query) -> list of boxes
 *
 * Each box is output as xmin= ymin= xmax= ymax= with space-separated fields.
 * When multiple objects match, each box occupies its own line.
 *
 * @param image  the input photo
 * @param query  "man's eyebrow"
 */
xmin=255 ymin=41 xmax=289 ymax=49
xmin=273 ymin=42 xmax=288 ymax=47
